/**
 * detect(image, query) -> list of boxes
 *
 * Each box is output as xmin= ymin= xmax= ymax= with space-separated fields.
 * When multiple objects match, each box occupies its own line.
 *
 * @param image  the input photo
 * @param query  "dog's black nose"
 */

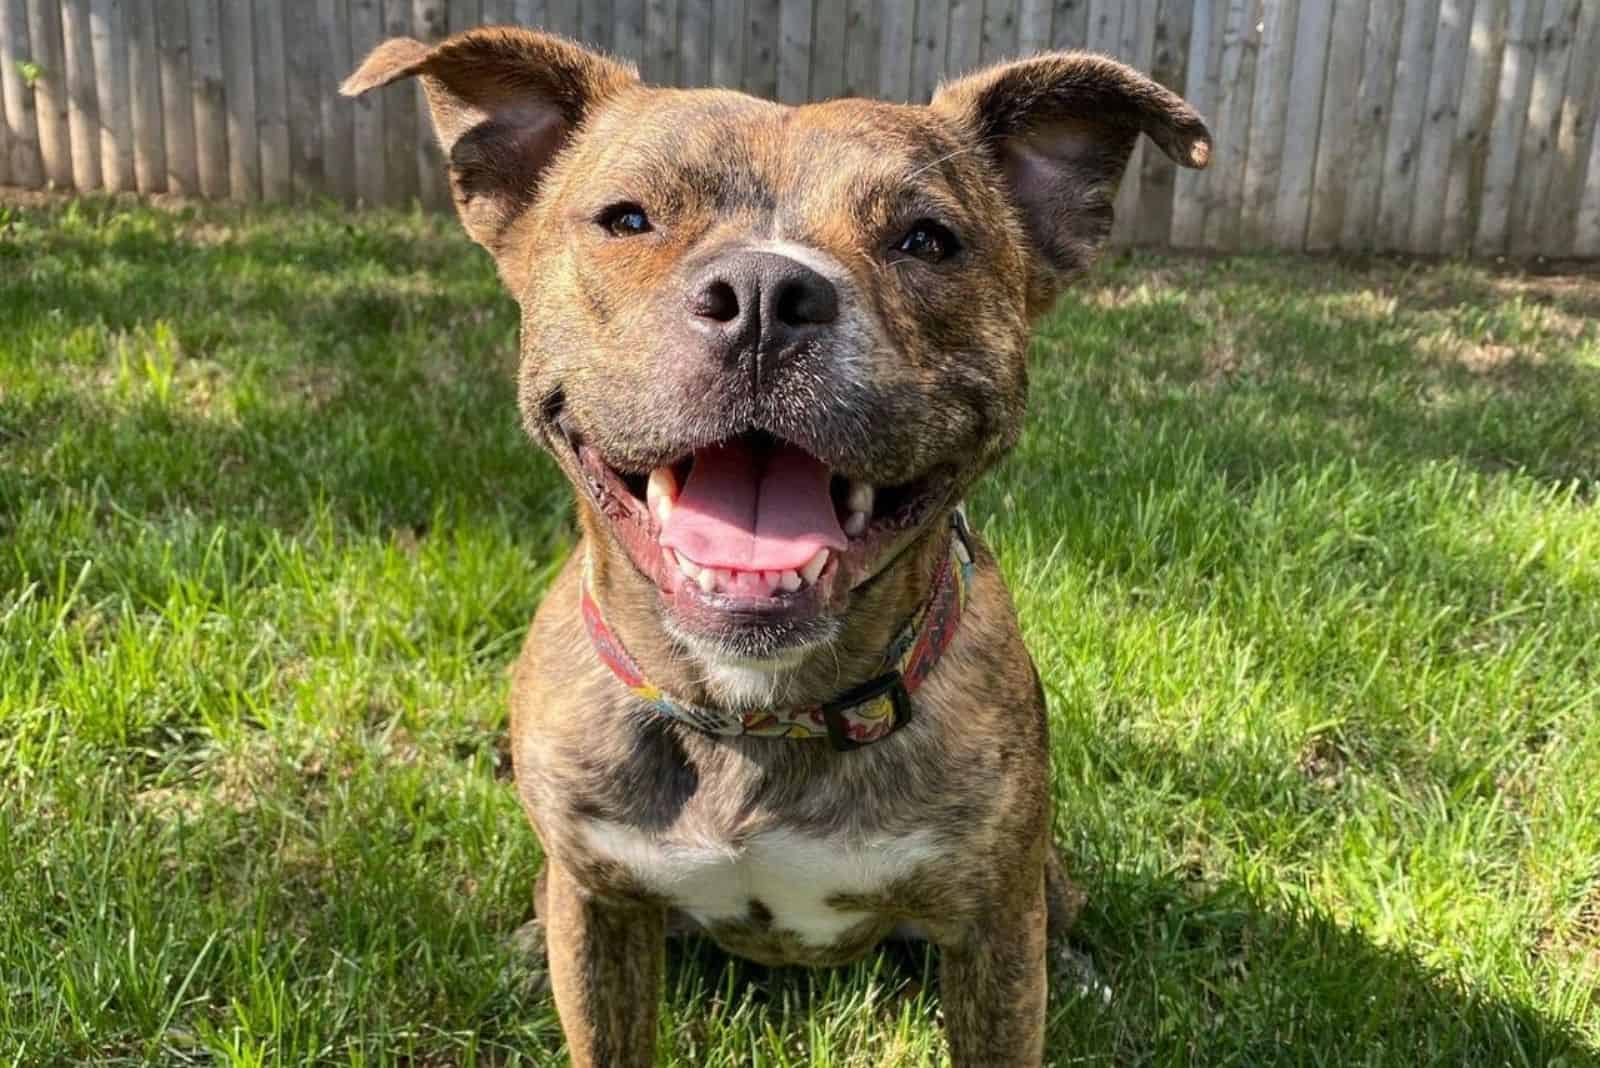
xmin=687 ymin=250 xmax=838 ymax=386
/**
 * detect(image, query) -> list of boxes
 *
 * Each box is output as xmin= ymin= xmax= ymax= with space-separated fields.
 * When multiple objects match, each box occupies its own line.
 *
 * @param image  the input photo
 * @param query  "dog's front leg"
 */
xmin=543 ymin=860 xmax=665 ymax=1068
xmin=939 ymin=880 xmax=1049 ymax=1067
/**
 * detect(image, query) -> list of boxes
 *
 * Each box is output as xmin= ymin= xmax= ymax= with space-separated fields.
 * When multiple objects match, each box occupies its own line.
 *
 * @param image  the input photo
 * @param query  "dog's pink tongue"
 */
xmin=660 ymin=440 xmax=846 ymax=571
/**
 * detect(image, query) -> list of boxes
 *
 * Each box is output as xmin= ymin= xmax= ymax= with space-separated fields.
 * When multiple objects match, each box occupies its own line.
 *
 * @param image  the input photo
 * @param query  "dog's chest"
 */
xmin=579 ymin=819 xmax=940 ymax=947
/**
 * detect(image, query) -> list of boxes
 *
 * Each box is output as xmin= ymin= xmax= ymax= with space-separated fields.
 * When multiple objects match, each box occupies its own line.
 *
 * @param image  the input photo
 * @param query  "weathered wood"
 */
xmin=318 ymin=0 xmax=355 ymax=203
xmin=679 ymin=0 xmax=713 ymax=85
xmin=776 ymin=0 xmax=810 ymax=101
xmin=809 ymin=0 xmax=846 ymax=97
xmin=581 ymin=0 xmax=613 ymax=48
xmin=548 ymin=0 xmax=581 ymax=36
xmin=124 ymin=0 xmax=163 ymax=192
xmin=744 ymin=0 xmax=778 ymax=98
xmin=877 ymin=0 xmax=915 ymax=100
xmin=644 ymin=0 xmax=680 ymax=84
xmin=613 ymin=0 xmax=645 ymax=67
xmin=154 ymin=0 xmax=196 ymax=194
xmin=378 ymin=0 xmax=416 ymax=202
xmin=1052 ymin=0 xmax=1088 ymax=47
xmin=283 ymin=0 xmax=325 ymax=200
xmin=447 ymin=0 xmax=481 ymax=33
xmin=1136 ymin=0 xmax=1195 ymax=245
xmin=1474 ymin=0 xmax=1540 ymax=252
xmin=1303 ymin=0 xmax=1366 ymax=249
xmin=90 ymin=0 xmax=133 ymax=191
xmin=25 ymin=0 xmax=73 ymax=187
xmin=1238 ymin=0 xmax=1296 ymax=247
xmin=1084 ymin=0 xmax=1120 ymax=53
xmin=710 ymin=0 xmax=745 ymax=86
xmin=350 ymin=0 xmax=386 ymax=204
xmin=1018 ymin=0 xmax=1053 ymax=54
xmin=1206 ymin=0 xmax=1261 ymax=249
xmin=1404 ymin=0 xmax=1472 ymax=252
xmin=1575 ymin=111 xmax=1600 ymax=256
xmin=841 ymin=0 xmax=877 ymax=96
xmin=1373 ymin=0 xmax=1440 ymax=249
xmin=982 ymin=0 xmax=1020 ymax=63
xmin=1110 ymin=0 xmax=1155 ymax=245
xmin=256 ymin=0 xmax=293 ymax=201
xmin=1339 ymin=0 xmax=1402 ymax=247
xmin=60 ymin=0 xmax=99 ymax=189
xmin=220 ymin=0 xmax=260 ymax=199
xmin=412 ymin=0 xmax=447 ymax=208
xmin=1541 ymin=0 xmax=1600 ymax=254
xmin=1271 ymin=0 xmax=1333 ymax=247
xmin=188 ymin=0 xmax=227 ymax=197
xmin=1170 ymin=0 xmax=1216 ymax=247
xmin=1 ymin=0 xmax=43 ymax=186
xmin=946 ymin=0 xmax=983 ymax=77
xmin=1508 ymin=0 xmax=1581 ymax=256
xmin=909 ymin=0 xmax=947 ymax=102
xmin=1440 ymin=0 xmax=1506 ymax=252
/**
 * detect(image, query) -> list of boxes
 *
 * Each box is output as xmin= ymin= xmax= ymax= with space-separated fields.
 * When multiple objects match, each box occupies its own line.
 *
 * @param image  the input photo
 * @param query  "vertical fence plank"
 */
xmin=90 ymin=0 xmax=133 ymax=190
xmin=776 ymin=0 xmax=810 ymax=101
xmin=742 ymin=0 xmax=777 ymax=96
xmin=1170 ymin=0 xmax=1215 ymax=246
xmin=1440 ymin=0 xmax=1505 ymax=251
xmin=189 ymin=0 xmax=227 ymax=196
xmin=256 ymin=0 xmax=292 ymax=201
xmin=1508 ymin=0 xmax=1579 ymax=255
xmin=1110 ymin=0 xmax=1154 ymax=245
xmin=1541 ymin=0 xmax=1600 ymax=254
xmin=809 ymin=0 xmax=845 ymax=97
xmin=1238 ymin=0 xmax=1296 ymax=246
xmin=679 ymin=0 xmax=712 ymax=85
xmin=644 ymin=0 xmax=679 ymax=83
xmin=448 ymin=0 xmax=481 ymax=33
xmin=60 ymin=0 xmax=100 ymax=189
xmin=878 ymin=0 xmax=914 ymax=100
xmin=154 ymin=0 xmax=196 ymax=193
xmin=1203 ymin=0 xmax=1248 ymax=247
xmin=841 ymin=0 xmax=876 ymax=95
xmin=1 ymin=0 xmax=44 ymax=185
xmin=548 ymin=0 xmax=580 ymax=36
xmin=378 ymin=0 xmax=416 ymax=201
xmin=910 ymin=0 xmax=948 ymax=102
xmin=26 ymin=0 xmax=72 ymax=186
xmin=1084 ymin=0 xmax=1120 ymax=52
xmin=1374 ymin=0 xmax=1439 ymax=249
xmin=1303 ymin=0 xmax=1366 ymax=250
xmin=1270 ymin=0 xmax=1332 ymax=247
xmin=983 ymin=0 xmax=1020 ymax=63
xmin=614 ymin=0 xmax=645 ymax=70
xmin=1405 ymin=0 xmax=1472 ymax=251
xmin=1575 ymin=112 xmax=1600 ymax=256
xmin=350 ymin=0 xmax=386 ymax=204
xmin=412 ymin=0 xmax=447 ymax=207
xmin=581 ymin=0 xmax=613 ymax=47
xmin=1052 ymin=0 xmax=1088 ymax=46
xmin=284 ymin=0 xmax=326 ymax=200
xmin=710 ymin=0 xmax=745 ymax=86
xmin=220 ymin=0 xmax=259 ymax=199
xmin=125 ymin=0 xmax=163 ymax=191
xmin=320 ymin=0 xmax=355 ymax=202
xmin=948 ymin=0 xmax=984 ymax=78
xmin=1339 ymin=0 xmax=1400 ymax=246
xmin=1137 ymin=0 xmax=1194 ymax=244
xmin=1018 ymin=0 xmax=1052 ymax=53
xmin=1474 ymin=0 xmax=1539 ymax=252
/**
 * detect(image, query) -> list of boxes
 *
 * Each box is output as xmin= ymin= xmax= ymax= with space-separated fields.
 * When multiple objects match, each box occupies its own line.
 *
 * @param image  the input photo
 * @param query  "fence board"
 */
xmin=809 ymin=0 xmax=845 ymax=97
xmin=1577 ymin=111 xmax=1600 ymax=256
xmin=2 ymin=0 xmax=44 ymax=185
xmin=411 ymin=0 xmax=447 ymax=207
xmin=1110 ymin=0 xmax=1154 ymax=245
xmin=581 ymin=0 xmax=612 ymax=48
xmin=776 ymin=0 xmax=808 ymax=100
xmin=1404 ymin=0 xmax=1470 ymax=252
xmin=613 ymin=0 xmax=644 ymax=67
xmin=1508 ymin=0 xmax=1579 ymax=256
xmin=1271 ymin=0 xmax=1332 ymax=246
xmin=1085 ymin=0 xmax=1119 ymax=52
xmin=679 ymin=0 xmax=712 ymax=84
xmin=25 ymin=0 xmax=71 ymax=186
xmin=1137 ymin=0 xmax=1194 ymax=244
xmin=1303 ymin=0 xmax=1365 ymax=249
xmin=947 ymin=0 xmax=983 ymax=78
xmin=153 ymin=0 xmax=195 ymax=193
xmin=1170 ymin=0 xmax=1217 ymax=247
xmin=982 ymin=0 xmax=1020 ymax=63
xmin=841 ymin=0 xmax=876 ymax=96
xmin=1542 ymin=0 xmax=1600 ymax=254
xmin=319 ymin=0 xmax=354 ymax=202
xmin=1373 ymin=0 xmax=1440 ymax=249
xmin=547 ymin=0 xmax=579 ymax=36
xmin=1237 ymin=0 xmax=1294 ymax=246
xmin=90 ymin=0 xmax=132 ymax=190
xmin=1052 ymin=0 xmax=1087 ymax=47
xmin=284 ymin=0 xmax=325 ymax=199
xmin=1474 ymin=0 xmax=1538 ymax=252
xmin=711 ymin=0 xmax=745 ymax=85
xmin=1207 ymin=0 xmax=1261 ymax=248
xmin=1339 ymin=0 xmax=1400 ymax=245
xmin=1017 ymin=0 xmax=1052 ymax=53
xmin=378 ymin=0 xmax=415 ymax=201
xmin=1441 ymin=0 xmax=1507 ymax=252
xmin=220 ymin=0 xmax=259 ymax=199
xmin=256 ymin=0 xmax=292 ymax=201
xmin=877 ymin=0 xmax=914 ymax=100
xmin=189 ymin=0 xmax=226 ymax=196
xmin=910 ymin=0 xmax=948 ymax=102
xmin=644 ymin=0 xmax=678 ymax=84
xmin=742 ymin=0 xmax=776 ymax=97
xmin=125 ymin=0 xmax=162 ymax=191
xmin=59 ymin=0 xmax=98 ymax=188
xmin=350 ymin=0 xmax=385 ymax=203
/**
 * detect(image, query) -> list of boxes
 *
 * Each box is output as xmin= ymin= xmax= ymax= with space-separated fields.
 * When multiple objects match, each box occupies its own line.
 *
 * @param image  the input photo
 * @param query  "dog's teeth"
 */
xmin=713 ymin=568 xmax=733 ymax=591
xmin=847 ymin=481 xmax=875 ymax=516
xmin=675 ymin=551 xmax=701 ymax=580
xmin=799 ymin=549 xmax=828 ymax=585
xmin=763 ymin=570 xmax=783 ymax=592
xmin=778 ymin=569 xmax=802 ymax=592
xmin=647 ymin=467 xmax=678 ymax=524
xmin=843 ymin=511 xmax=868 ymax=537
xmin=696 ymin=567 xmax=717 ymax=593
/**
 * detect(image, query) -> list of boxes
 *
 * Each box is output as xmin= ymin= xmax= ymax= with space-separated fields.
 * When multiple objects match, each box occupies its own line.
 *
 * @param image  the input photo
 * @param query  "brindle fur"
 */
xmin=345 ymin=27 xmax=1208 ymax=1066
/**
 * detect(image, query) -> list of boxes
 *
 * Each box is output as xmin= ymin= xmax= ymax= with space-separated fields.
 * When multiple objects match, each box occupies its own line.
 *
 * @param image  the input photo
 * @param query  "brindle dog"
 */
xmin=345 ymin=30 xmax=1209 ymax=1066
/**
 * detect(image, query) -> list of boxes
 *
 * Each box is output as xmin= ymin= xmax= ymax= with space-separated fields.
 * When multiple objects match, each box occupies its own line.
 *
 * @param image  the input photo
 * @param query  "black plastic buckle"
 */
xmin=818 ymin=670 xmax=912 ymax=752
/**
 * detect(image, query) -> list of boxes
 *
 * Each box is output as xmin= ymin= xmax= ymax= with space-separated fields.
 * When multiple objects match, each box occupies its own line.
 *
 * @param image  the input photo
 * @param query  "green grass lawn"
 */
xmin=2 ymin=194 xmax=1597 ymax=1067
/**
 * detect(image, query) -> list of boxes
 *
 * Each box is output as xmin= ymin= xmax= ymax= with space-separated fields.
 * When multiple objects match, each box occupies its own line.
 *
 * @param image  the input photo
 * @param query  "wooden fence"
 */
xmin=1 ymin=1 xmax=1598 ymax=256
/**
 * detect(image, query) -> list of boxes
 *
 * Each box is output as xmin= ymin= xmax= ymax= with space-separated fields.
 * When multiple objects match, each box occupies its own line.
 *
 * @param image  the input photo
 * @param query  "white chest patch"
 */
xmin=579 ymin=821 xmax=943 ymax=946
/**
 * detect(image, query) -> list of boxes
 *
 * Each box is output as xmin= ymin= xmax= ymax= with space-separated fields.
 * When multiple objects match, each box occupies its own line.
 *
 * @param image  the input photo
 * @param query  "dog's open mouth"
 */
xmin=563 ymin=426 xmax=951 ymax=614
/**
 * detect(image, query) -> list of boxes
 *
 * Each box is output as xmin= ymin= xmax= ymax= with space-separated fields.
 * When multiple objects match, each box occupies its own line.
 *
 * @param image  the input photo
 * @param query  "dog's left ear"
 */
xmin=343 ymin=28 xmax=637 ymax=292
xmin=931 ymin=54 xmax=1210 ymax=314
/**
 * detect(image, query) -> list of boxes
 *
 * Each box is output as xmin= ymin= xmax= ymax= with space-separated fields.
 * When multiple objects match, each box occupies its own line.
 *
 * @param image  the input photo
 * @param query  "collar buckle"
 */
xmin=818 ymin=670 xmax=912 ymax=752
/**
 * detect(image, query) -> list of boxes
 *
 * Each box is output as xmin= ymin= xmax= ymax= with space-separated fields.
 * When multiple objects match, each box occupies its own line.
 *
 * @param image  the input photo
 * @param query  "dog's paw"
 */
xmin=507 ymin=918 xmax=551 ymax=999
xmin=1048 ymin=940 xmax=1112 ymax=1007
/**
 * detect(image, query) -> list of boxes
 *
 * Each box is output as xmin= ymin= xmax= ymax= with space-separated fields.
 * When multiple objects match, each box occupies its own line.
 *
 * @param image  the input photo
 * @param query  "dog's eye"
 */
xmin=895 ymin=221 xmax=958 ymax=263
xmin=597 ymin=203 xmax=652 ymax=237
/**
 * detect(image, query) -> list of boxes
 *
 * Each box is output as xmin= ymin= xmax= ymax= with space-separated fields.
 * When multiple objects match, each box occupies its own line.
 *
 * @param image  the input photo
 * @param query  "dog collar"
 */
xmin=580 ymin=512 xmax=976 ymax=751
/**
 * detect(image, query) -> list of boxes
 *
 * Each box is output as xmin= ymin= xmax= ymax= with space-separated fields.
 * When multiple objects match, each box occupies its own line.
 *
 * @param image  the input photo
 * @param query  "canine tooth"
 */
xmin=778 ymin=569 xmax=802 ymax=592
xmin=799 ymin=549 xmax=828 ymax=585
xmin=647 ymin=467 xmax=678 ymax=524
xmin=843 ymin=511 xmax=868 ymax=537
xmin=696 ymin=567 xmax=716 ymax=593
xmin=847 ymin=481 xmax=875 ymax=516
xmin=675 ymin=552 xmax=701 ymax=580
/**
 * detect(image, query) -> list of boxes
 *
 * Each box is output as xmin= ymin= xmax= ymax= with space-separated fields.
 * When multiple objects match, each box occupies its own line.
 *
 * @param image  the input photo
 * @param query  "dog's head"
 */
xmin=345 ymin=30 xmax=1208 ymax=663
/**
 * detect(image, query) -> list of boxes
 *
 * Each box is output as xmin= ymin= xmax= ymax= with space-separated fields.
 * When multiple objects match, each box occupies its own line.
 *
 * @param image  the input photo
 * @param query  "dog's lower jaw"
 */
xmin=661 ymin=626 xmax=820 ymax=711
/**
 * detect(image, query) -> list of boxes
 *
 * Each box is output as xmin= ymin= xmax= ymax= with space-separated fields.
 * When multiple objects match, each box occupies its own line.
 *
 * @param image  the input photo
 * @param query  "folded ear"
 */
xmin=931 ymin=54 xmax=1210 ymax=312
xmin=343 ymin=28 xmax=637 ymax=291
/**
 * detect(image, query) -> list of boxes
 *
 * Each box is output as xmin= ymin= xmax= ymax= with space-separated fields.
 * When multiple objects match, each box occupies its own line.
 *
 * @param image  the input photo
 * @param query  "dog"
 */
xmin=344 ymin=29 xmax=1208 ymax=1066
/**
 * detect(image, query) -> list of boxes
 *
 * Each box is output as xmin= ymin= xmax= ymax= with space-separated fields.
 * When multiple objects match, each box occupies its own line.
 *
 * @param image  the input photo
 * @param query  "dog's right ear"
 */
xmin=343 ymin=28 xmax=637 ymax=291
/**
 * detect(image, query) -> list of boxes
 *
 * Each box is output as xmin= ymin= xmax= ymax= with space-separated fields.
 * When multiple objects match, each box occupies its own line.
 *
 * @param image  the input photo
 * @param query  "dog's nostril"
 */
xmin=692 ymin=279 xmax=741 ymax=323
xmin=774 ymin=275 xmax=838 ymax=328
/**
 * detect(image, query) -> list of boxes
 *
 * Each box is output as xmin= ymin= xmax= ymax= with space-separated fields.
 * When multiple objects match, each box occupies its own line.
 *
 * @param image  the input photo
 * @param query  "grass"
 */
xmin=1 ymin=193 xmax=1597 ymax=1067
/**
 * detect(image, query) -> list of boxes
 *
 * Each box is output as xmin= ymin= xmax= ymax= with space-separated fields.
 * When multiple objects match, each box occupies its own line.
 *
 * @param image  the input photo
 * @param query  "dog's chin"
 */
xmin=550 ymin=420 xmax=955 ymax=658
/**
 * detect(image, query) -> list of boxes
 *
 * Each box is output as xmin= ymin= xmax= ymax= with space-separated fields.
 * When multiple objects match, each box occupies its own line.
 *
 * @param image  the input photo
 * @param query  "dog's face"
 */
xmin=346 ymin=32 xmax=1209 ymax=661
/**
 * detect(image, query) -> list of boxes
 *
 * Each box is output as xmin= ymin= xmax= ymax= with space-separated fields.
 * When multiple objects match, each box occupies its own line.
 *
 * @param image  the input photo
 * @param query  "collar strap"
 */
xmin=580 ymin=512 xmax=977 ymax=751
